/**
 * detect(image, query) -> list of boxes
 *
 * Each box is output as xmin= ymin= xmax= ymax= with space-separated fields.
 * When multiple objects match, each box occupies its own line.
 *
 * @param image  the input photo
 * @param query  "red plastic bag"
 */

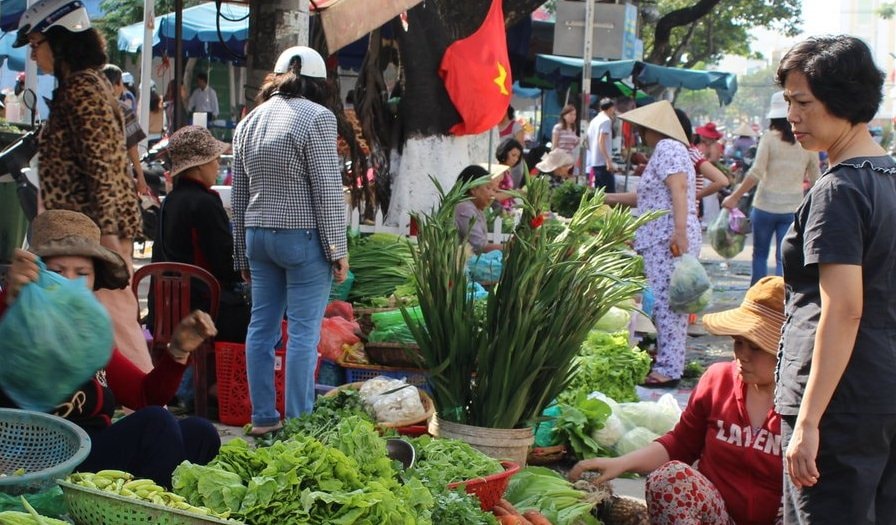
xmin=324 ymin=300 xmax=355 ymax=321
xmin=318 ymin=316 xmax=361 ymax=361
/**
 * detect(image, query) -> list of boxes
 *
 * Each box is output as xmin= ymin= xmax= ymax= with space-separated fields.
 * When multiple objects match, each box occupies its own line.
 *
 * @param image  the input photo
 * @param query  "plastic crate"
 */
xmin=317 ymin=359 xmax=345 ymax=386
xmin=214 ymin=342 xmax=285 ymax=427
xmin=341 ymin=363 xmax=430 ymax=393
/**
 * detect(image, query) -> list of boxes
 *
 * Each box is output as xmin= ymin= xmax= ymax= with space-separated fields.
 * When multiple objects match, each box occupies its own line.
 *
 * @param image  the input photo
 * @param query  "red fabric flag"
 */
xmin=439 ymin=0 xmax=512 ymax=136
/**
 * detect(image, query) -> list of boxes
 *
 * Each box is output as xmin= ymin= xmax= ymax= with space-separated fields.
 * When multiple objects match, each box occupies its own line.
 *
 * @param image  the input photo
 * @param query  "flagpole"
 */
xmin=579 ymin=0 xmax=596 ymax=186
xmin=138 ymin=0 xmax=155 ymax=151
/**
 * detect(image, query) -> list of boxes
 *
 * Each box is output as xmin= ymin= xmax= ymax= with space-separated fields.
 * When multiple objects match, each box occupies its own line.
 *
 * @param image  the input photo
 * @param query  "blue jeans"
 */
xmin=750 ymin=207 xmax=793 ymax=284
xmin=590 ymin=166 xmax=616 ymax=192
xmin=245 ymin=228 xmax=332 ymax=425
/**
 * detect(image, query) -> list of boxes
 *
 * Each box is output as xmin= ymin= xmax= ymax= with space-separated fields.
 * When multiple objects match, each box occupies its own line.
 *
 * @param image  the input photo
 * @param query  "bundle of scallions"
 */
xmin=406 ymin=174 xmax=662 ymax=429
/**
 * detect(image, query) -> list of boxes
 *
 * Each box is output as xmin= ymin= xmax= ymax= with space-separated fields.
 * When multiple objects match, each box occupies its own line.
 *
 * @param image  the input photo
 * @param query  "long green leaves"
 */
xmin=409 ymin=175 xmax=662 ymax=429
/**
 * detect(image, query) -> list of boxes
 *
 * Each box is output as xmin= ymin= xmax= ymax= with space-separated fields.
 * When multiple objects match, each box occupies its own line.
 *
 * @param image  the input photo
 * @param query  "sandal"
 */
xmin=640 ymin=373 xmax=680 ymax=389
xmin=246 ymin=421 xmax=283 ymax=436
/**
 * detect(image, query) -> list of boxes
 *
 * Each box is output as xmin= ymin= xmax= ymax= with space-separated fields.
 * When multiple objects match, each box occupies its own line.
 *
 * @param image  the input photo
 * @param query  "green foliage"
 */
xmin=408 ymin=175 xmax=661 ymax=428
xmin=642 ymin=0 xmax=802 ymax=68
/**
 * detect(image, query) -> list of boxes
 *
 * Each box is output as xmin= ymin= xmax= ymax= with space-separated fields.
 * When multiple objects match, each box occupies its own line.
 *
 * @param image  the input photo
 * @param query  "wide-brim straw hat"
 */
xmin=168 ymin=125 xmax=230 ymax=178
xmin=702 ymin=276 xmax=785 ymax=355
xmin=617 ymin=100 xmax=689 ymax=145
xmin=29 ymin=210 xmax=129 ymax=290
xmin=476 ymin=162 xmax=510 ymax=180
xmin=733 ymin=122 xmax=757 ymax=137
xmin=536 ymin=149 xmax=574 ymax=173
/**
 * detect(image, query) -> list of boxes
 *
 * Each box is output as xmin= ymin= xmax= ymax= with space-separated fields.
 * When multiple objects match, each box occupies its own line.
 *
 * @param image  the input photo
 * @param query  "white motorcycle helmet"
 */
xmin=13 ymin=0 xmax=91 ymax=48
xmin=273 ymin=46 xmax=327 ymax=78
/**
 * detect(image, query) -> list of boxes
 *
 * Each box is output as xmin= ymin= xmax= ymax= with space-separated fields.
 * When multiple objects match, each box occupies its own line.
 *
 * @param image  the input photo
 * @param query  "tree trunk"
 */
xmin=244 ymin=0 xmax=309 ymax=110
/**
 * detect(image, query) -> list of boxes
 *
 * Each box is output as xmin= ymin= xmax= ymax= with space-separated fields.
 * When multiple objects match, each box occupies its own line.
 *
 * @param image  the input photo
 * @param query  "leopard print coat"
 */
xmin=39 ymin=69 xmax=141 ymax=239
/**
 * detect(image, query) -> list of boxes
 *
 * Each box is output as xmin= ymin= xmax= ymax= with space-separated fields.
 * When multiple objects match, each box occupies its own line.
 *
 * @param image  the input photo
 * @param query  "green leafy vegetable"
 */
xmin=503 ymin=466 xmax=599 ymax=525
xmin=431 ymin=488 xmax=499 ymax=525
xmin=347 ymin=233 xmax=417 ymax=306
xmin=559 ymin=330 xmax=652 ymax=404
xmin=406 ymin=435 xmax=503 ymax=487
xmin=554 ymin=396 xmax=613 ymax=459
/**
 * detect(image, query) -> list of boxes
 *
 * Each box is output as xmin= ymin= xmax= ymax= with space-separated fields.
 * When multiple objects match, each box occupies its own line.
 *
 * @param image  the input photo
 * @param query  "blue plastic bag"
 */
xmin=0 ymin=260 xmax=113 ymax=412
xmin=466 ymin=251 xmax=503 ymax=283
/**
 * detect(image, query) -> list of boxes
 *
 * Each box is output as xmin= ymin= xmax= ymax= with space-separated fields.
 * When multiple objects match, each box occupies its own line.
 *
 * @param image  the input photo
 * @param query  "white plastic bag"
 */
xmin=669 ymin=254 xmax=712 ymax=313
xmin=358 ymin=376 xmax=426 ymax=424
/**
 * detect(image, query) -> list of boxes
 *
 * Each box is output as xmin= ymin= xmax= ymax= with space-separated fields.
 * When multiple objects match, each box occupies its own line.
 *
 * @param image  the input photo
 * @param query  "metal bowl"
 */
xmin=385 ymin=438 xmax=415 ymax=470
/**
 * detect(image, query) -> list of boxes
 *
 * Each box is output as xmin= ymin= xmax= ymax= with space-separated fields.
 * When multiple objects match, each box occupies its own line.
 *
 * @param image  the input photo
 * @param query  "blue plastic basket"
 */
xmin=0 ymin=408 xmax=91 ymax=495
xmin=342 ymin=363 xmax=431 ymax=394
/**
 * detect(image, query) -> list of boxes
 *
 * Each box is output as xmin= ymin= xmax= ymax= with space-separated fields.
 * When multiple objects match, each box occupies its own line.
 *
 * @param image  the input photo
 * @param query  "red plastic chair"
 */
xmin=132 ymin=262 xmax=220 ymax=418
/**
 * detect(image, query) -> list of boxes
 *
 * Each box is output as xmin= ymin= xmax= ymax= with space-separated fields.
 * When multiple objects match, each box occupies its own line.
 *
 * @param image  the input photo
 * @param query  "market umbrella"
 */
xmin=116 ymin=2 xmax=249 ymax=65
xmin=0 ymin=0 xmax=104 ymax=32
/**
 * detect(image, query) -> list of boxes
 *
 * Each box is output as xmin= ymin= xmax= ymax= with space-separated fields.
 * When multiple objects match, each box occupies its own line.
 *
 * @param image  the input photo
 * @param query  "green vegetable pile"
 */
xmin=559 ymin=330 xmax=652 ymax=404
xmin=347 ymin=233 xmax=417 ymax=307
xmin=430 ymin=488 xmax=498 ymax=525
xmin=173 ymin=418 xmax=433 ymax=524
xmin=405 ymin=435 xmax=504 ymax=487
xmin=550 ymin=181 xmax=595 ymax=218
xmin=503 ymin=466 xmax=599 ymax=525
xmin=263 ymin=389 xmax=372 ymax=445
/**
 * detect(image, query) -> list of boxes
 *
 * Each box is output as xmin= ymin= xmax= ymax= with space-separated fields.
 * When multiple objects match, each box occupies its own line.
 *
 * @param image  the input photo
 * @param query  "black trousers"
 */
xmin=78 ymin=406 xmax=220 ymax=488
xmin=781 ymin=412 xmax=896 ymax=524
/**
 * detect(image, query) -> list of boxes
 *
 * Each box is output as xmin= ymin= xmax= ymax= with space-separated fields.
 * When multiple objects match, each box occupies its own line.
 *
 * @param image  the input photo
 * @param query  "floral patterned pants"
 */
xmin=646 ymin=461 xmax=734 ymax=525
xmin=641 ymin=246 xmax=689 ymax=379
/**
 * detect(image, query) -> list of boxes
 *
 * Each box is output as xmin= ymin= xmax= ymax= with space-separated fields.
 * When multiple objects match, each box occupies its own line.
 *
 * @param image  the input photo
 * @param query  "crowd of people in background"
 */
xmin=2 ymin=0 xmax=896 ymax=521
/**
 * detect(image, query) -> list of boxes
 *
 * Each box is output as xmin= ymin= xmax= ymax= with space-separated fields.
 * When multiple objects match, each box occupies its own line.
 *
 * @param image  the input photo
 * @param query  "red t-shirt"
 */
xmin=656 ymin=361 xmax=782 ymax=525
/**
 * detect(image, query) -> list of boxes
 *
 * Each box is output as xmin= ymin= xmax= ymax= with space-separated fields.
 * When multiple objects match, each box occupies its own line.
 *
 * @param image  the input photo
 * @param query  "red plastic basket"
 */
xmin=446 ymin=461 xmax=520 ymax=511
xmin=214 ymin=342 xmax=286 ymax=426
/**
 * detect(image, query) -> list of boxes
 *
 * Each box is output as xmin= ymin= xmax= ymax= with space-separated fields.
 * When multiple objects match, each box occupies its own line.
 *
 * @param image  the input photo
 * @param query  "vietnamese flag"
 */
xmin=439 ymin=0 xmax=512 ymax=136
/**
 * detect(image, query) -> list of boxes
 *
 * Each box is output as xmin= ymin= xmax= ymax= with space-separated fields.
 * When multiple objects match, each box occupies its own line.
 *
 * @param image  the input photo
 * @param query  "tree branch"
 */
xmin=647 ymin=0 xmax=723 ymax=65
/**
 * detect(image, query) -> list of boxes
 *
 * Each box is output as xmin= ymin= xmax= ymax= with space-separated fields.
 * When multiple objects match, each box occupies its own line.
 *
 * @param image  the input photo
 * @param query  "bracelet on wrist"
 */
xmin=168 ymin=343 xmax=190 ymax=361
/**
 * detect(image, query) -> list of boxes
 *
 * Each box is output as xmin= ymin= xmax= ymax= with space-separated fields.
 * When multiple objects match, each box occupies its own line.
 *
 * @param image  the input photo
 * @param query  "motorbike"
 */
xmin=140 ymin=136 xmax=170 ymax=197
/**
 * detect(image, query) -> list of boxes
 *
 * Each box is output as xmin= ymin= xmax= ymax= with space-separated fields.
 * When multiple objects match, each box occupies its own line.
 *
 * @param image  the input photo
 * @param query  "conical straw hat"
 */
xmin=617 ymin=100 xmax=689 ymax=145
xmin=733 ymin=122 xmax=757 ymax=137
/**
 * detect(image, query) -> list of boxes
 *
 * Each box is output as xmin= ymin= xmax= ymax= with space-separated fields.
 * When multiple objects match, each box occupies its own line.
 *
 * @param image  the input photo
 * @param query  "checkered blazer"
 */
xmin=231 ymin=95 xmax=347 ymax=270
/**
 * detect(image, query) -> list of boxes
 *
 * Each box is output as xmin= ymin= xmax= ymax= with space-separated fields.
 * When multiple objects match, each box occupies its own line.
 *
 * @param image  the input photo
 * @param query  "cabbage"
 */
xmin=593 ymin=307 xmax=631 ymax=333
xmin=591 ymin=413 xmax=625 ymax=448
xmin=615 ymin=427 xmax=661 ymax=456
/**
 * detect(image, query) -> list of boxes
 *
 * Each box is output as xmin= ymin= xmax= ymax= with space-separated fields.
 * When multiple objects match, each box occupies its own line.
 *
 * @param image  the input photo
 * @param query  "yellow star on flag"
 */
xmin=494 ymin=62 xmax=509 ymax=95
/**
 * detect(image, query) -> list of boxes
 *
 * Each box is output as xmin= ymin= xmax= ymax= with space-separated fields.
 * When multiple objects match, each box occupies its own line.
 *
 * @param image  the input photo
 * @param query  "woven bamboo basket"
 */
xmin=324 ymin=382 xmax=434 ymax=428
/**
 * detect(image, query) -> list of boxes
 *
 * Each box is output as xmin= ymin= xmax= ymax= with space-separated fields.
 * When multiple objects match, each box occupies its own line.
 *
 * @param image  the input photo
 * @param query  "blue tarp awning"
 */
xmin=0 ymin=0 xmax=104 ymax=32
xmin=117 ymin=2 xmax=249 ymax=65
xmin=534 ymin=53 xmax=737 ymax=105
